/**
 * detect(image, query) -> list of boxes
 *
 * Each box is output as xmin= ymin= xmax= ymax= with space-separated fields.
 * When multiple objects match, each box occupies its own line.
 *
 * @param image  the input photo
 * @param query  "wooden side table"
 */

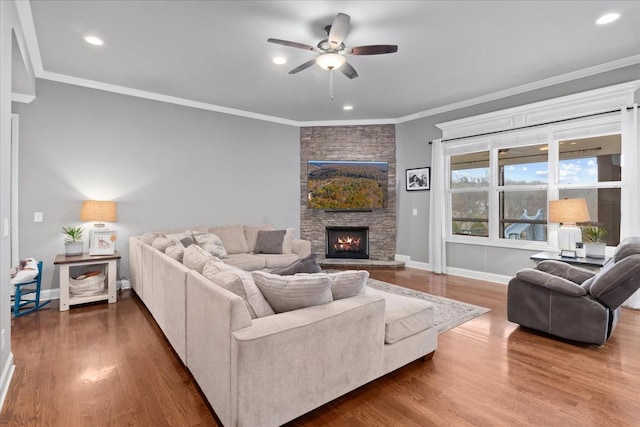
xmin=54 ymin=251 xmax=121 ymax=311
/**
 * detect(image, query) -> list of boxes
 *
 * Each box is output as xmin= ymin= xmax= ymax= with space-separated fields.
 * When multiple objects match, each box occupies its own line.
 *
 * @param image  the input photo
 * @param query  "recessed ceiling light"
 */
xmin=343 ymin=105 xmax=354 ymax=111
xmin=596 ymin=13 xmax=620 ymax=25
xmin=84 ymin=35 xmax=104 ymax=46
xmin=272 ymin=57 xmax=286 ymax=65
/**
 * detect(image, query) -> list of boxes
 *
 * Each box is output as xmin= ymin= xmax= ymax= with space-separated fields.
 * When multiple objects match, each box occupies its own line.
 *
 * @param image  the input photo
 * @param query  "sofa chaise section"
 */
xmin=186 ymin=270 xmax=386 ymax=427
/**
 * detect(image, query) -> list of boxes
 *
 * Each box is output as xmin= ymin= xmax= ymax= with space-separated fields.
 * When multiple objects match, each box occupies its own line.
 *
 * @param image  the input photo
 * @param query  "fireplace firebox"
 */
xmin=326 ymin=226 xmax=369 ymax=259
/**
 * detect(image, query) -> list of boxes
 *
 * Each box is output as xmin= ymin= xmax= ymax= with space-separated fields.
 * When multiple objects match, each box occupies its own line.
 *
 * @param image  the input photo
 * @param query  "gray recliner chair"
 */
xmin=507 ymin=236 xmax=640 ymax=345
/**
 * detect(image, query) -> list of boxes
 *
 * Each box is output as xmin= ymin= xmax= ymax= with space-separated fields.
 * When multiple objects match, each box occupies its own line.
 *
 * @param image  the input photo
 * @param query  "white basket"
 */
xmin=69 ymin=273 xmax=105 ymax=296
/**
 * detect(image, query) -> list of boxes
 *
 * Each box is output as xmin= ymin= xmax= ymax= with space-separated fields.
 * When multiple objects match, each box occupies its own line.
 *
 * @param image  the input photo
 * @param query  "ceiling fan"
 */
xmin=267 ymin=12 xmax=398 ymax=98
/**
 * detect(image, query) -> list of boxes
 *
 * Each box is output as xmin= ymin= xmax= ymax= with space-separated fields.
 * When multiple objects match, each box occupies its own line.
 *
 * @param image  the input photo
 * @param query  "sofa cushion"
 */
xmin=282 ymin=228 xmax=294 ymax=254
xmin=165 ymin=230 xmax=193 ymax=241
xmin=224 ymin=253 xmax=266 ymax=271
xmin=193 ymin=231 xmax=228 ymax=258
xmin=183 ymin=244 xmax=216 ymax=274
xmin=10 ymin=258 xmax=39 ymax=285
xmin=366 ymin=287 xmax=434 ymax=344
xmin=243 ymin=224 xmax=274 ymax=253
xmin=210 ymin=224 xmax=249 ymax=254
xmin=151 ymin=235 xmax=171 ymax=252
xmin=202 ymin=260 xmax=274 ymax=319
xmin=260 ymin=253 xmax=301 ymax=269
xmin=327 ymin=270 xmax=369 ymax=300
xmin=139 ymin=231 xmax=161 ymax=245
xmin=271 ymin=253 xmax=322 ymax=275
xmin=251 ymin=271 xmax=333 ymax=313
xmin=254 ymin=230 xmax=287 ymax=254
xmin=165 ymin=240 xmax=186 ymax=262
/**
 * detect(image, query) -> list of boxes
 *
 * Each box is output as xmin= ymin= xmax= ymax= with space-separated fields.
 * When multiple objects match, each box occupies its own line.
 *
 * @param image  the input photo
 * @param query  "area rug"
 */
xmin=367 ymin=278 xmax=490 ymax=334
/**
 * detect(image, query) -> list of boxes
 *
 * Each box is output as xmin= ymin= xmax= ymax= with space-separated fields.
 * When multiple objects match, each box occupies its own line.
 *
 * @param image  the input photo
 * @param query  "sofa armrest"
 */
xmin=291 ymin=239 xmax=311 ymax=258
xmin=536 ymin=260 xmax=596 ymax=284
xmin=515 ymin=268 xmax=587 ymax=296
xmin=185 ymin=271 xmax=252 ymax=427
xmin=230 ymin=294 xmax=386 ymax=427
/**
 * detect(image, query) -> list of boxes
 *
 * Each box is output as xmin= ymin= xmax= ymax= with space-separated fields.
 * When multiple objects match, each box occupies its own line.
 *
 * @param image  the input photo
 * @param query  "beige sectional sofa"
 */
xmin=129 ymin=224 xmax=437 ymax=427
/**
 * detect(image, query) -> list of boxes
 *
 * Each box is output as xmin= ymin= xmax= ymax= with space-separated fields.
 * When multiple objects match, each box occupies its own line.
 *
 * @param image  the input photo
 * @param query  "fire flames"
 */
xmin=334 ymin=236 xmax=361 ymax=252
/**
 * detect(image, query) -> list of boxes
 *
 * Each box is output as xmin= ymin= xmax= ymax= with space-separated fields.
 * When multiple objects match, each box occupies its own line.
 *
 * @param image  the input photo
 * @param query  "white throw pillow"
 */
xmin=192 ymin=231 xmax=228 ymax=258
xmin=251 ymin=271 xmax=333 ymax=313
xmin=203 ymin=260 xmax=274 ymax=318
xmin=327 ymin=270 xmax=369 ymax=300
xmin=165 ymin=240 xmax=186 ymax=262
xmin=282 ymin=228 xmax=295 ymax=254
xmin=183 ymin=244 xmax=216 ymax=273
xmin=151 ymin=235 xmax=175 ymax=252
xmin=10 ymin=258 xmax=39 ymax=285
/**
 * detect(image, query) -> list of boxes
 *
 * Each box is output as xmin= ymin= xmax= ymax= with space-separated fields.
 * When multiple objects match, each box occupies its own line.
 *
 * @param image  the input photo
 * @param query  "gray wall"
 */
xmin=395 ymin=64 xmax=640 ymax=276
xmin=13 ymin=80 xmax=300 ymax=291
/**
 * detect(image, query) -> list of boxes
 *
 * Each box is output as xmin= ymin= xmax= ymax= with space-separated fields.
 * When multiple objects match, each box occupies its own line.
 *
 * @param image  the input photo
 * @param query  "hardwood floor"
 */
xmin=2 ymin=268 xmax=639 ymax=426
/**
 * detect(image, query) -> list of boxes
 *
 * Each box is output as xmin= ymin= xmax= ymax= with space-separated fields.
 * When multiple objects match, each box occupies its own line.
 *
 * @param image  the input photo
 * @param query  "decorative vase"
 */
xmin=585 ymin=242 xmax=606 ymax=259
xmin=65 ymin=241 xmax=84 ymax=256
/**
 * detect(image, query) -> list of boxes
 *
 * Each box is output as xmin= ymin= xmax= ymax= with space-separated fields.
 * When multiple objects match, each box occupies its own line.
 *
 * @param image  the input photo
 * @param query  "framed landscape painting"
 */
xmin=406 ymin=167 xmax=430 ymax=191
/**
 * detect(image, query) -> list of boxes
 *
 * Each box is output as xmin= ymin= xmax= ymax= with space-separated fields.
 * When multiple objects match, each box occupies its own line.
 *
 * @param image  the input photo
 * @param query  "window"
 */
xmin=558 ymin=134 xmax=622 ymax=246
xmin=450 ymin=152 xmax=488 ymax=236
xmin=446 ymin=125 xmax=622 ymax=247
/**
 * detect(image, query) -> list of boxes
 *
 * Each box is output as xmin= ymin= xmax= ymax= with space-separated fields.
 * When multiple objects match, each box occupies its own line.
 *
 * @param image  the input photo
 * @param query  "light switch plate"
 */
xmin=34 ymin=212 xmax=43 ymax=222
xmin=413 ymin=209 xmax=418 ymax=216
xmin=3 ymin=218 xmax=8 ymax=237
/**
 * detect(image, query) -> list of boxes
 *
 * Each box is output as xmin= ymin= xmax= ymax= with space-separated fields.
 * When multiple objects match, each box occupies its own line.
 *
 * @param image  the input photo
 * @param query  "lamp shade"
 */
xmin=548 ymin=198 xmax=590 ymax=224
xmin=80 ymin=200 xmax=117 ymax=222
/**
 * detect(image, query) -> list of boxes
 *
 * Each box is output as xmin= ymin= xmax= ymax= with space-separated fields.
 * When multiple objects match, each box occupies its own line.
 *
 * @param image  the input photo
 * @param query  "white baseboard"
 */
xmin=446 ymin=267 xmax=510 ymax=285
xmin=0 ymin=352 xmax=15 ymax=412
xmin=394 ymin=254 xmax=430 ymax=271
xmin=41 ymin=288 xmax=60 ymax=301
xmin=395 ymin=254 xmax=510 ymax=284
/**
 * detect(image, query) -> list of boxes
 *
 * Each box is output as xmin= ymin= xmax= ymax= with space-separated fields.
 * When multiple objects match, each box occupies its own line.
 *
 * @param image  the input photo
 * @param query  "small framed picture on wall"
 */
xmin=406 ymin=167 xmax=430 ymax=191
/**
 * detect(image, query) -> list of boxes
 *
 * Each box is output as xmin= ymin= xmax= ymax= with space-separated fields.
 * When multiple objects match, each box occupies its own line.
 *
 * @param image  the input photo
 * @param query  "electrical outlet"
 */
xmin=34 ymin=212 xmax=43 ymax=222
xmin=413 ymin=209 xmax=418 ymax=216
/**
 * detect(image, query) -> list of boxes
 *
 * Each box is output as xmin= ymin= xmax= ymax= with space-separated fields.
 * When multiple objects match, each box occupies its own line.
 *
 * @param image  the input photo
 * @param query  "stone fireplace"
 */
xmin=300 ymin=125 xmax=396 ymax=261
xmin=326 ymin=226 xmax=369 ymax=259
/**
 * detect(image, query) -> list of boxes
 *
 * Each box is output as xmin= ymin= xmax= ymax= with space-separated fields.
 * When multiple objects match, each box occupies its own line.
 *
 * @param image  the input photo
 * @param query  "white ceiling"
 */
xmin=19 ymin=0 xmax=640 ymax=124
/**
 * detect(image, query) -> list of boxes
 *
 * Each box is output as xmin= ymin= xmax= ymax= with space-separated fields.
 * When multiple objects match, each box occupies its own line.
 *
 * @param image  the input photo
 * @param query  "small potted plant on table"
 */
xmin=62 ymin=226 xmax=84 ymax=256
xmin=583 ymin=225 xmax=607 ymax=259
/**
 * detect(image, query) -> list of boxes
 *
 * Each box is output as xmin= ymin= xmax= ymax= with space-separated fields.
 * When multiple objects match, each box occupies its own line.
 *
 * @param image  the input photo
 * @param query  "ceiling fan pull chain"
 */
xmin=329 ymin=68 xmax=335 ymax=100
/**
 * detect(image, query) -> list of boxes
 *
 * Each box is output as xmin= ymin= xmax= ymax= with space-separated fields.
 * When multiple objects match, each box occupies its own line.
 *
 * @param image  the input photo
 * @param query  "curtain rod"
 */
xmin=429 ymin=106 xmax=635 ymax=144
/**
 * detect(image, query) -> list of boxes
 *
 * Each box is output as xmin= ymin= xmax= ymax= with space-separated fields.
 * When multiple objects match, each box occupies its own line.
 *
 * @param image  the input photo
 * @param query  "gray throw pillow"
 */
xmin=180 ymin=236 xmax=195 ymax=247
xmin=254 ymin=229 xmax=286 ymax=254
xmin=271 ymin=253 xmax=321 ymax=275
xmin=251 ymin=271 xmax=332 ymax=313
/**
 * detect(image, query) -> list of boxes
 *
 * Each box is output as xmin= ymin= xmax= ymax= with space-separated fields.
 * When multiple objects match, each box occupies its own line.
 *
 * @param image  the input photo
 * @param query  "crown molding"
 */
xmin=11 ymin=92 xmax=35 ymax=103
xmin=39 ymin=71 xmax=300 ymax=127
xmin=396 ymin=55 xmax=640 ymax=124
xmin=436 ymin=80 xmax=640 ymax=140
xmin=16 ymin=0 xmax=640 ymax=128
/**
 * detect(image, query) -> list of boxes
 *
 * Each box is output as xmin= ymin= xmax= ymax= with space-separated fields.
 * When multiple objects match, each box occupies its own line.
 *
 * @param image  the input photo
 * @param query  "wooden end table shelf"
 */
xmin=54 ymin=251 xmax=121 ymax=311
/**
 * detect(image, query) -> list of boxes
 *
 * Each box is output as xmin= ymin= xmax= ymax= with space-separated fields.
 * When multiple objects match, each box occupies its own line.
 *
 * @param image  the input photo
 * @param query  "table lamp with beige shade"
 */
xmin=80 ymin=200 xmax=117 ymax=253
xmin=548 ymin=198 xmax=590 ymax=251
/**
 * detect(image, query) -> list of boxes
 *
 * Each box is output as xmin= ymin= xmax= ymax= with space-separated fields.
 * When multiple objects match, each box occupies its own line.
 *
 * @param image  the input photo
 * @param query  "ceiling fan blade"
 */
xmin=340 ymin=61 xmax=359 ymax=79
xmin=328 ymin=13 xmax=350 ymax=50
xmin=288 ymin=58 xmax=317 ymax=75
xmin=267 ymin=38 xmax=317 ymax=52
xmin=348 ymin=45 xmax=399 ymax=55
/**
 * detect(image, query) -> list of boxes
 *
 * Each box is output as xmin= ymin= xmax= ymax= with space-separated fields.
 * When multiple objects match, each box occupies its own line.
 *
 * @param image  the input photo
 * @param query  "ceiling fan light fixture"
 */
xmin=272 ymin=57 xmax=286 ymax=65
xmin=316 ymin=53 xmax=346 ymax=70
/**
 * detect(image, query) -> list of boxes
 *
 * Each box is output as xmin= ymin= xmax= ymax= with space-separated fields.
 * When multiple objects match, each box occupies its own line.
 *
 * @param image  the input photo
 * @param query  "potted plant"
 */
xmin=62 ymin=226 xmax=84 ymax=256
xmin=582 ymin=225 xmax=607 ymax=259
